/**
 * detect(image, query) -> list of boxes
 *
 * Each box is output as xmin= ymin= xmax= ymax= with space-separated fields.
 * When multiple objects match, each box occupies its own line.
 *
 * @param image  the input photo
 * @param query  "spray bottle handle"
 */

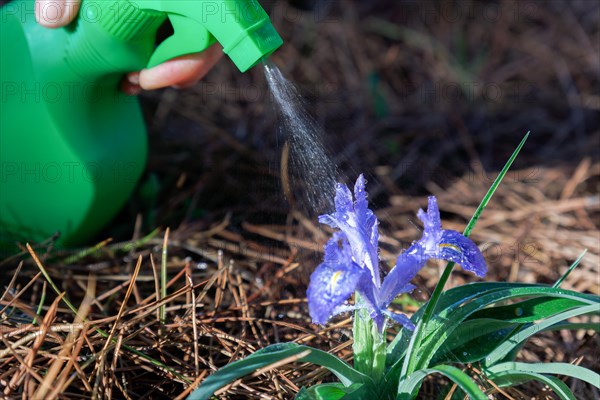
xmin=134 ymin=0 xmax=283 ymax=72
xmin=146 ymin=13 xmax=215 ymax=68
xmin=66 ymin=0 xmax=282 ymax=78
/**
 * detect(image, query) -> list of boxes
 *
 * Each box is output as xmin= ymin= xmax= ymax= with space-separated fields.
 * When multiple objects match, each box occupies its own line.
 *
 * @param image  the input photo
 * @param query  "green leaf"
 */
xmin=486 ymin=361 xmax=600 ymax=390
xmin=553 ymin=250 xmax=587 ymax=288
xmin=415 ymin=287 xmax=599 ymax=371
xmin=483 ymin=303 xmax=600 ymax=367
xmin=467 ymin=296 xmax=587 ymax=323
xmin=385 ymin=284 xmax=598 ymax=397
xmin=488 ymin=369 xmax=576 ymax=400
xmin=385 ymin=283 xmax=597 ymax=395
xmin=432 ymin=295 xmax=594 ymax=364
xmin=539 ymin=322 xmax=600 ymax=333
xmin=466 ymin=131 xmax=530 ymax=239
xmin=431 ymin=318 xmax=520 ymax=364
xmin=353 ymin=301 xmax=386 ymax=384
xmin=396 ymin=365 xmax=487 ymax=400
xmin=296 ymin=383 xmax=365 ymax=400
xmin=187 ymin=343 xmax=371 ymax=400
xmin=387 ymin=282 xmax=536 ymax=364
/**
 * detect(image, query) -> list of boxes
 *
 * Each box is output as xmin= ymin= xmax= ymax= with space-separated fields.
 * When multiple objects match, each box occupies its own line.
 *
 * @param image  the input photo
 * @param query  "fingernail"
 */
xmin=36 ymin=0 xmax=79 ymax=28
xmin=127 ymin=72 xmax=140 ymax=85
xmin=138 ymin=67 xmax=163 ymax=90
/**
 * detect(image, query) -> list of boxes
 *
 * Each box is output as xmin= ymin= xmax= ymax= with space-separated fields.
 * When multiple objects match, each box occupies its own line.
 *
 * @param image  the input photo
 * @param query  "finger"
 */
xmin=35 ymin=0 xmax=81 ymax=28
xmin=137 ymin=43 xmax=223 ymax=90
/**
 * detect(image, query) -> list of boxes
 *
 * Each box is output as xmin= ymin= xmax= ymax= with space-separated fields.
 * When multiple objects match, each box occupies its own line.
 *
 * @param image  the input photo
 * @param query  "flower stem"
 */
xmin=353 ymin=295 xmax=386 ymax=385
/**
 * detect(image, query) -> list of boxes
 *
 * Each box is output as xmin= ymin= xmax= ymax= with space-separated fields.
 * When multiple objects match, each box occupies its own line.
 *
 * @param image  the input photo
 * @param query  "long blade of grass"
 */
xmin=385 ymin=284 xmax=597 ymax=394
xmin=396 ymin=365 xmax=487 ymax=400
xmin=388 ymin=282 xmax=536 ymax=363
xmin=430 ymin=294 xmax=593 ymax=364
xmin=119 ymin=227 xmax=162 ymax=252
xmin=430 ymin=318 xmax=519 ymax=364
xmin=553 ymin=249 xmax=587 ymax=288
xmin=388 ymin=284 xmax=592 ymax=365
xmin=296 ymin=383 xmax=365 ymax=400
xmin=486 ymin=361 xmax=600 ymax=389
xmin=160 ymin=228 xmax=170 ymax=324
xmin=538 ymin=322 xmax=599 ymax=332
xmin=488 ymin=370 xmax=576 ymax=400
xmin=187 ymin=343 xmax=372 ymax=400
xmin=420 ymin=287 xmax=597 ymax=370
xmin=62 ymin=238 xmax=112 ymax=264
xmin=32 ymin=281 xmax=47 ymax=325
xmin=467 ymin=296 xmax=587 ymax=323
xmin=400 ymin=133 xmax=530 ymax=378
xmin=484 ymin=304 xmax=600 ymax=367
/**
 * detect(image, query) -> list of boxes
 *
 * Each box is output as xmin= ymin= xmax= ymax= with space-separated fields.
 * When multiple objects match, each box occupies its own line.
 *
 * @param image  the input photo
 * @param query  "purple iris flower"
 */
xmin=307 ymin=175 xmax=486 ymax=332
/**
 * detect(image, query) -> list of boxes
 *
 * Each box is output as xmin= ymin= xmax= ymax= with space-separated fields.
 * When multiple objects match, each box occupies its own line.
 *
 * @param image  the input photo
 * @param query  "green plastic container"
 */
xmin=0 ymin=0 xmax=282 ymax=248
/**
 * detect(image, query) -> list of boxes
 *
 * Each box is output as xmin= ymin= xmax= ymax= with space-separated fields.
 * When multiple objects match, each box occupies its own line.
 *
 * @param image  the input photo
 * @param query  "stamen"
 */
xmin=440 ymin=243 xmax=461 ymax=253
xmin=329 ymin=270 xmax=343 ymax=289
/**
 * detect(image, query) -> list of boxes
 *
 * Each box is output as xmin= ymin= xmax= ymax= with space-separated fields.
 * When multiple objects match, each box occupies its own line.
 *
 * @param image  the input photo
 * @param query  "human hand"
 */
xmin=35 ymin=0 xmax=223 ymax=94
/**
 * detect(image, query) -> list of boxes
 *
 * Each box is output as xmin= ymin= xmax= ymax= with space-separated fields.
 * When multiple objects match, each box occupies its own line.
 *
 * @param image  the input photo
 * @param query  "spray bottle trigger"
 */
xmin=146 ymin=14 xmax=216 ymax=69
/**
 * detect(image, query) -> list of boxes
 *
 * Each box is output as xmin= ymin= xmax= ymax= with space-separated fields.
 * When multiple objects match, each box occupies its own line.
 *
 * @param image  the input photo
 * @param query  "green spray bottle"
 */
xmin=0 ymin=0 xmax=282 ymax=248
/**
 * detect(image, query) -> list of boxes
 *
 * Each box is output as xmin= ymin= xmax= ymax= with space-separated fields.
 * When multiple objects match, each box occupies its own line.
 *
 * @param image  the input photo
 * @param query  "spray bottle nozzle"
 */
xmin=93 ymin=0 xmax=283 ymax=73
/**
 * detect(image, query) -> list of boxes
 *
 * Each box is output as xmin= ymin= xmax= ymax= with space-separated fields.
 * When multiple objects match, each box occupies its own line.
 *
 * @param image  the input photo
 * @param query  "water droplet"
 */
xmin=515 ymin=307 xmax=523 ymax=316
xmin=196 ymin=262 xmax=207 ymax=270
xmin=462 ymin=351 xmax=468 ymax=356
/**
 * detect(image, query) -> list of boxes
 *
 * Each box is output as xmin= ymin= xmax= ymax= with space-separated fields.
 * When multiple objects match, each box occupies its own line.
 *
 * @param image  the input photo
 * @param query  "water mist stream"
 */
xmin=263 ymin=61 xmax=339 ymax=215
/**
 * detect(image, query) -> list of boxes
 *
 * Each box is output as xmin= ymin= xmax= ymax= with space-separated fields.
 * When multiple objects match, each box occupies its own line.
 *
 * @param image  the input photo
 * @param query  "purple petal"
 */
xmin=307 ymin=239 xmax=364 ymax=324
xmin=318 ymin=214 xmax=339 ymax=229
xmin=384 ymin=310 xmax=416 ymax=331
xmin=379 ymin=244 xmax=428 ymax=307
xmin=322 ymin=232 xmax=350 ymax=262
xmin=354 ymin=175 xmax=380 ymax=260
xmin=417 ymin=196 xmax=443 ymax=251
xmin=317 ymin=182 xmax=355 ymax=229
xmin=356 ymin=275 xmax=380 ymax=312
xmin=334 ymin=182 xmax=353 ymax=214
xmin=437 ymin=230 xmax=487 ymax=277
xmin=418 ymin=196 xmax=442 ymax=232
xmin=353 ymin=175 xmax=374 ymax=231
xmin=318 ymin=176 xmax=381 ymax=288
xmin=351 ymin=175 xmax=380 ymax=286
xmin=353 ymin=175 xmax=368 ymax=212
